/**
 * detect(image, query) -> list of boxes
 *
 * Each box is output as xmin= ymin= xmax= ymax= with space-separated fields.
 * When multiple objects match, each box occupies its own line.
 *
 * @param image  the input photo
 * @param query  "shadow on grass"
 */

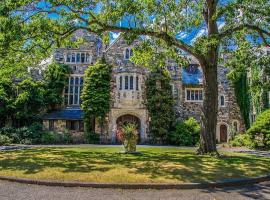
xmin=0 ymin=147 xmax=269 ymax=183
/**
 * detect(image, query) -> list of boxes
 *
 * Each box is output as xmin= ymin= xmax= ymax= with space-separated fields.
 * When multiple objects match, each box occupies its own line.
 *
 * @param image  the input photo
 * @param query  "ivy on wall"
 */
xmin=43 ymin=62 xmax=70 ymax=110
xmin=232 ymin=72 xmax=250 ymax=128
xmin=81 ymin=58 xmax=112 ymax=137
xmin=145 ymin=69 xmax=175 ymax=144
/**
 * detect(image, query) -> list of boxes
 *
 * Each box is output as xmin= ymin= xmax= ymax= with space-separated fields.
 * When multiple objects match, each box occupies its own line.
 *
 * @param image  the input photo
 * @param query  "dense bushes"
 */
xmin=0 ymin=134 xmax=12 ymax=145
xmin=0 ymin=123 xmax=43 ymax=144
xmin=169 ymin=118 xmax=200 ymax=146
xmin=229 ymin=133 xmax=253 ymax=148
xmin=247 ymin=109 xmax=270 ymax=149
xmin=41 ymin=131 xmax=72 ymax=144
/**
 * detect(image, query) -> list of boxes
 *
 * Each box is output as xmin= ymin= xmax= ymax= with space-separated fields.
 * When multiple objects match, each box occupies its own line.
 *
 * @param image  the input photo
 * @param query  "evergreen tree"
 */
xmin=81 ymin=58 xmax=112 ymax=138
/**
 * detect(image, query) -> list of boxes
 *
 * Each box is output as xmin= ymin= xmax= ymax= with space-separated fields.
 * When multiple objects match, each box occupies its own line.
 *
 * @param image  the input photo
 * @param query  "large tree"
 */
xmin=1 ymin=0 xmax=270 ymax=154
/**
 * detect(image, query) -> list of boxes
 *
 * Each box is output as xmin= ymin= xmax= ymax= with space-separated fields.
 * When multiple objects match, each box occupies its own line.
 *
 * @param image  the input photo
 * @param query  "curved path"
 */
xmin=0 ymin=180 xmax=270 ymax=200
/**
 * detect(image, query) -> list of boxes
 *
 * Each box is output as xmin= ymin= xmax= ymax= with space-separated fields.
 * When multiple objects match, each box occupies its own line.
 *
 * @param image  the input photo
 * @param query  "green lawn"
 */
xmin=0 ymin=146 xmax=269 ymax=183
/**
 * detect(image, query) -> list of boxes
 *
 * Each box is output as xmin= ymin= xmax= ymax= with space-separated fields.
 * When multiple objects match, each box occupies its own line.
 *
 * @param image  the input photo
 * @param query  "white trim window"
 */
xmin=219 ymin=95 xmax=225 ymax=107
xmin=66 ymin=52 xmax=92 ymax=64
xmin=64 ymin=76 xmax=84 ymax=106
xmin=124 ymin=48 xmax=133 ymax=60
xmin=185 ymin=88 xmax=203 ymax=102
xmin=118 ymin=75 xmax=139 ymax=91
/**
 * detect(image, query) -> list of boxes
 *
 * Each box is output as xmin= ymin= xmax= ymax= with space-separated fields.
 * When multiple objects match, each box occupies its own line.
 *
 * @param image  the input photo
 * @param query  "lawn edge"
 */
xmin=0 ymin=175 xmax=269 ymax=189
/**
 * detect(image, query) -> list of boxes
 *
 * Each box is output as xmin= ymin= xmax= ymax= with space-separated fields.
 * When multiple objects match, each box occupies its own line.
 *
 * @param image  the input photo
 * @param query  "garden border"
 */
xmin=0 ymin=175 xmax=269 ymax=189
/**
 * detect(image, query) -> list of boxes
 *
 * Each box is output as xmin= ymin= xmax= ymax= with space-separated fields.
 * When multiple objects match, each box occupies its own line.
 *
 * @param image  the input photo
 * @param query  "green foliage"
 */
xmin=120 ymin=123 xmax=138 ymax=153
xmin=0 ymin=134 xmax=12 ymax=146
xmin=41 ymin=131 xmax=72 ymax=145
xmin=227 ymin=40 xmax=270 ymax=128
xmin=0 ymin=77 xmax=16 ymax=125
xmin=84 ymin=132 xmax=100 ymax=144
xmin=81 ymin=58 xmax=112 ymax=134
xmin=247 ymin=109 xmax=270 ymax=149
xmin=229 ymin=134 xmax=254 ymax=148
xmin=169 ymin=118 xmax=200 ymax=146
xmin=145 ymin=69 xmax=175 ymax=143
xmin=43 ymin=62 xmax=70 ymax=110
xmin=0 ymin=123 xmax=43 ymax=144
xmin=15 ymin=78 xmax=45 ymax=125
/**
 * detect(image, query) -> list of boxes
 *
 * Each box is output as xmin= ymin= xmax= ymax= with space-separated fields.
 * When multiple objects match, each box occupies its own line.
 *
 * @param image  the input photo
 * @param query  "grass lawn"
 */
xmin=0 ymin=146 xmax=269 ymax=183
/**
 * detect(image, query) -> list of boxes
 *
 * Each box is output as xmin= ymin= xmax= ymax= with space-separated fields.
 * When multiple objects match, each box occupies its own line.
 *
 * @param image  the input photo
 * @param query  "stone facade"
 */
xmin=43 ymin=31 xmax=245 ymax=144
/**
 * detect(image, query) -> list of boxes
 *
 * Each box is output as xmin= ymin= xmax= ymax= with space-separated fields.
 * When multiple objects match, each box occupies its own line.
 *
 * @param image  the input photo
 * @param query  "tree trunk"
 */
xmin=197 ymin=64 xmax=219 ymax=155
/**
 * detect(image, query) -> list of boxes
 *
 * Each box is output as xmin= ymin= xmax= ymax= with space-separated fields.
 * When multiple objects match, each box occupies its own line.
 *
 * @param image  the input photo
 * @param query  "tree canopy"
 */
xmin=1 ymin=0 xmax=269 ymax=154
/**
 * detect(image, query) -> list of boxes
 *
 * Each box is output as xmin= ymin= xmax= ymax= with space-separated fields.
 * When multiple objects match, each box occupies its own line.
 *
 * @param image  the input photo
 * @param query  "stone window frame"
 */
xmin=124 ymin=48 xmax=133 ymax=60
xmin=185 ymin=88 xmax=203 ymax=102
xmin=117 ymin=74 xmax=140 ymax=91
xmin=65 ymin=52 xmax=92 ymax=64
xmin=219 ymin=94 xmax=226 ymax=107
xmin=232 ymin=120 xmax=240 ymax=133
xmin=64 ymin=75 xmax=84 ymax=106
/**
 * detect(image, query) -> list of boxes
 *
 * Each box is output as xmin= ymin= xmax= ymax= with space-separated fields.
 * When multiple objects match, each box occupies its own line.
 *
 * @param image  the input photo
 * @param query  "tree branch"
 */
xmin=219 ymin=24 xmax=270 ymax=45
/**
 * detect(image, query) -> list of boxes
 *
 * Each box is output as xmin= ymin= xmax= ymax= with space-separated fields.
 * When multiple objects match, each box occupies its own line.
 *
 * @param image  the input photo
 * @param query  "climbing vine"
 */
xmin=43 ymin=62 xmax=70 ymax=110
xmin=81 ymin=58 xmax=112 ymax=139
xmin=226 ymin=40 xmax=270 ymax=128
xmin=145 ymin=68 xmax=175 ymax=144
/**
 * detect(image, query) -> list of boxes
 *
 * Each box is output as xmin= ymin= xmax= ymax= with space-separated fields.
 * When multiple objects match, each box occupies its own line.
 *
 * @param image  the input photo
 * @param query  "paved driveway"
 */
xmin=0 ymin=180 xmax=270 ymax=200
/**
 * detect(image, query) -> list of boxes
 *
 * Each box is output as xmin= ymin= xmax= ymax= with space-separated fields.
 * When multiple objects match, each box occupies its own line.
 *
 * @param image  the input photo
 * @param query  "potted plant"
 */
xmin=116 ymin=123 xmax=138 ymax=153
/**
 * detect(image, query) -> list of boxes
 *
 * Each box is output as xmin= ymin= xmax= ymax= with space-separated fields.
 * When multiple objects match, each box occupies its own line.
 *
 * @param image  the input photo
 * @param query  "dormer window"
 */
xmin=124 ymin=48 xmax=133 ymax=60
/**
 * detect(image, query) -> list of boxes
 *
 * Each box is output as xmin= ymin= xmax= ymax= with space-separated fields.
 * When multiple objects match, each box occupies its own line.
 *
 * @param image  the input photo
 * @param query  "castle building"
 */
xmin=42 ymin=31 xmax=245 ymax=143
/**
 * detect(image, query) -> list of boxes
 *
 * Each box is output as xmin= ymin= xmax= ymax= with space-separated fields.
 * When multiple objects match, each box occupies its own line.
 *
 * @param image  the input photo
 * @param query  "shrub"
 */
xmin=41 ymin=131 xmax=73 ymax=144
xmin=0 ymin=123 xmax=43 ymax=144
xmin=247 ymin=109 xmax=270 ymax=149
xmin=84 ymin=132 xmax=100 ymax=144
xmin=169 ymin=118 xmax=200 ymax=146
xmin=0 ymin=134 xmax=12 ymax=145
xmin=117 ymin=123 xmax=138 ymax=153
xmin=229 ymin=133 xmax=254 ymax=148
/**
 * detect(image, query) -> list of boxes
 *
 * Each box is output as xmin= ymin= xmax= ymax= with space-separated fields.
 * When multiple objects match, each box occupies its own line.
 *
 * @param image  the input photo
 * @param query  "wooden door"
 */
xmin=220 ymin=125 xmax=228 ymax=143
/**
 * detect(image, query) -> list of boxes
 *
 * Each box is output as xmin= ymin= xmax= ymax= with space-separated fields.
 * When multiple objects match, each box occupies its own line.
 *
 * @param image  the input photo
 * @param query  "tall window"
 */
xmin=119 ymin=75 xmax=139 ymax=90
xmin=64 ymin=76 xmax=84 ymax=106
xmin=220 ymin=95 xmax=225 ymax=107
xmin=81 ymin=53 xmax=85 ymax=63
xmin=186 ymin=88 xmax=203 ymax=102
xmin=130 ymin=76 xmax=134 ymax=90
xmin=66 ymin=53 xmax=71 ymax=62
xmin=125 ymin=76 xmax=129 ymax=90
xmin=119 ymin=76 xmax=123 ymax=90
xmin=136 ymin=76 xmax=139 ymax=90
xmin=124 ymin=48 xmax=133 ymax=60
xmin=86 ymin=53 xmax=90 ymax=63
xmin=71 ymin=53 xmax=76 ymax=62
xmin=233 ymin=121 xmax=239 ymax=133
xmin=76 ymin=53 xmax=81 ymax=63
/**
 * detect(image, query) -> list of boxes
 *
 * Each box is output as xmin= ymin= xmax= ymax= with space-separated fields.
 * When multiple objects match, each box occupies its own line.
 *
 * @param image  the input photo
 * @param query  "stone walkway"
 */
xmin=0 ymin=180 xmax=269 ymax=200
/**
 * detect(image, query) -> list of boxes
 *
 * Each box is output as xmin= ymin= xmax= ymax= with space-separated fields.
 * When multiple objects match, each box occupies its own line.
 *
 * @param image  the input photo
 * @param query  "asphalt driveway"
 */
xmin=0 ymin=180 xmax=269 ymax=200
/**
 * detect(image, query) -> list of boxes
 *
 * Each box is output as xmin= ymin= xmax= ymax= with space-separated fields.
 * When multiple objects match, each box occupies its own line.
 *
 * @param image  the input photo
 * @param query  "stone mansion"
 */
xmin=42 ymin=31 xmax=245 ymax=143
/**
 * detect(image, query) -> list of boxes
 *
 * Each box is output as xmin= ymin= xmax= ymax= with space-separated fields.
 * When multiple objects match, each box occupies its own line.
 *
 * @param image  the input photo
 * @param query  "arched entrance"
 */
xmin=220 ymin=124 xmax=228 ymax=143
xmin=116 ymin=114 xmax=141 ymax=143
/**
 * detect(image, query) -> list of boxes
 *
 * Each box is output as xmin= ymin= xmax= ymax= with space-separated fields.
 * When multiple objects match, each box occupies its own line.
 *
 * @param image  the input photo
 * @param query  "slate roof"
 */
xmin=182 ymin=65 xmax=203 ymax=85
xmin=42 ymin=108 xmax=84 ymax=120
